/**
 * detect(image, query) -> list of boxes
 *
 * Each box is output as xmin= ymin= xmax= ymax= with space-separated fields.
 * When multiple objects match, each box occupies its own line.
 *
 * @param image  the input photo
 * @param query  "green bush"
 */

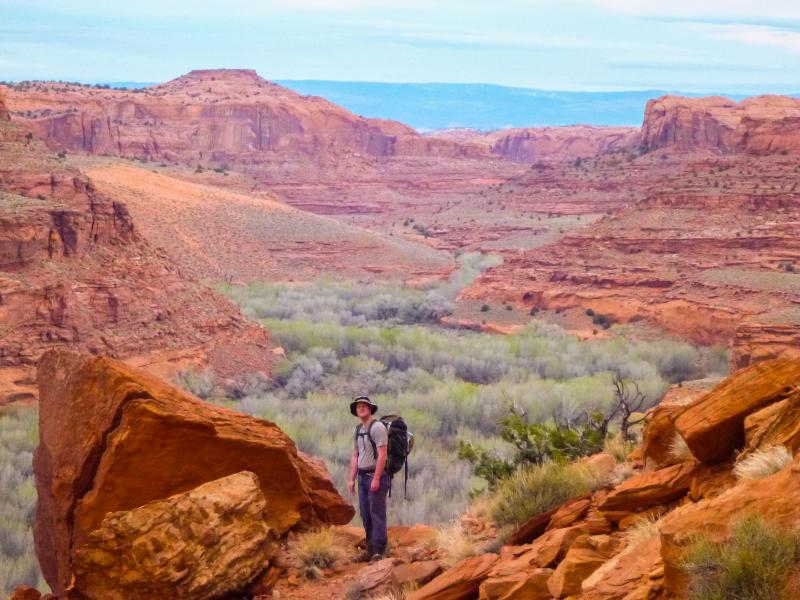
xmin=682 ymin=516 xmax=800 ymax=600
xmin=490 ymin=461 xmax=602 ymax=528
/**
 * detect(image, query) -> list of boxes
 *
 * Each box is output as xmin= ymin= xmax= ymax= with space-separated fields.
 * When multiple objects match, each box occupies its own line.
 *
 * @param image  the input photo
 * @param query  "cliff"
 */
xmin=641 ymin=94 xmax=800 ymax=154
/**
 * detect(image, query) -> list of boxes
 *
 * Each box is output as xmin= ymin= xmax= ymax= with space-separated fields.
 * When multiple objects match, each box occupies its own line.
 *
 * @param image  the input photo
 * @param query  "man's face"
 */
xmin=355 ymin=402 xmax=372 ymax=418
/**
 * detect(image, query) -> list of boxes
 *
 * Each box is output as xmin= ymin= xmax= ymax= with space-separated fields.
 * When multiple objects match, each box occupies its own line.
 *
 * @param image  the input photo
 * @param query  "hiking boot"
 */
xmin=369 ymin=553 xmax=385 ymax=563
xmin=355 ymin=550 xmax=373 ymax=563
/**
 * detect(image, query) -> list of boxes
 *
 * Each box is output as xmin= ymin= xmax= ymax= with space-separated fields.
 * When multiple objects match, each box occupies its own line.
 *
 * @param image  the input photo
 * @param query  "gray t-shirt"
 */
xmin=355 ymin=420 xmax=388 ymax=471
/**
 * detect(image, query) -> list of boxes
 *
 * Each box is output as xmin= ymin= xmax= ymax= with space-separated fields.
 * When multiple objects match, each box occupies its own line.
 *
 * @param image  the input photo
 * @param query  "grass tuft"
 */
xmin=668 ymin=432 xmax=694 ymax=462
xmin=489 ymin=461 xmax=603 ymax=528
xmin=734 ymin=446 xmax=792 ymax=481
xmin=682 ymin=516 xmax=800 ymax=600
xmin=288 ymin=528 xmax=346 ymax=579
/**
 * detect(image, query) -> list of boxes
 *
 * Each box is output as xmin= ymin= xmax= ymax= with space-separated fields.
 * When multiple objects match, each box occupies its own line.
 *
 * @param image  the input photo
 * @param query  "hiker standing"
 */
xmin=348 ymin=395 xmax=390 ymax=561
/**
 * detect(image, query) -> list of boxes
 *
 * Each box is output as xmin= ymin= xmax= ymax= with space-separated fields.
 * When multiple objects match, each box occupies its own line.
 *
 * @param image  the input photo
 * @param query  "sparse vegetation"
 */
xmin=289 ymin=528 xmax=347 ymax=579
xmin=682 ymin=516 xmax=800 ymax=600
xmin=211 ymin=267 xmax=728 ymax=526
xmin=0 ymin=408 xmax=45 ymax=595
xmin=489 ymin=461 xmax=603 ymax=528
xmin=733 ymin=446 xmax=792 ymax=481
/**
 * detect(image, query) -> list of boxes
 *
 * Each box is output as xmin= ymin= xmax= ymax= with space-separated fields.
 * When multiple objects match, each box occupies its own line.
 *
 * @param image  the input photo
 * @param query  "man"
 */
xmin=347 ymin=395 xmax=390 ymax=562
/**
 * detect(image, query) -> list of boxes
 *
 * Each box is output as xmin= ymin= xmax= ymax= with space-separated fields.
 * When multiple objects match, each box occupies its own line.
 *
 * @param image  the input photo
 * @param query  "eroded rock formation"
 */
xmin=33 ymin=350 xmax=353 ymax=595
xmin=641 ymin=94 xmax=800 ymax=154
xmin=0 ymin=101 xmax=273 ymax=402
xmin=70 ymin=472 xmax=275 ymax=600
xmin=431 ymin=126 xmax=640 ymax=163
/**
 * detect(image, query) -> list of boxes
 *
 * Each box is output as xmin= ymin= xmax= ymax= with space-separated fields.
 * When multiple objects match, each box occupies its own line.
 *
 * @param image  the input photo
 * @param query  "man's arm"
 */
xmin=370 ymin=445 xmax=388 ymax=492
xmin=348 ymin=449 xmax=358 ymax=496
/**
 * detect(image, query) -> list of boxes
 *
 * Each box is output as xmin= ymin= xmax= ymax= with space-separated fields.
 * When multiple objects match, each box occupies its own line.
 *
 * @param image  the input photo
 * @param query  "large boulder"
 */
xmin=659 ymin=455 xmax=800 ymax=596
xmin=69 ymin=472 xmax=274 ymax=600
xmin=742 ymin=391 xmax=800 ymax=453
xmin=674 ymin=358 xmax=800 ymax=463
xmin=34 ymin=350 xmax=354 ymax=595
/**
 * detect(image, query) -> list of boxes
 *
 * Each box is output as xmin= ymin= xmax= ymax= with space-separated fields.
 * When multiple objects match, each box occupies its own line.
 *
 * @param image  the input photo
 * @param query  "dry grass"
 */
xmin=433 ymin=522 xmax=483 ymax=567
xmin=608 ymin=461 xmax=635 ymax=487
xmin=623 ymin=513 xmax=662 ymax=548
xmin=734 ymin=446 xmax=793 ymax=481
xmin=604 ymin=434 xmax=635 ymax=463
xmin=288 ymin=528 xmax=347 ymax=579
xmin=668 ymin=432 xmax=694 ymax=462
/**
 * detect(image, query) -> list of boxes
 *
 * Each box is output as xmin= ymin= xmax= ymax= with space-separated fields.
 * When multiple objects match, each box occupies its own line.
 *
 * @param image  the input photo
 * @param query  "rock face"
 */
xmin=641 ymin=94 xmax=800 ymax=154
xmin=34 ymin=350 xmax=354 ymax=595
xmin=461 ymin=148 xmax=800 ymax=365
xmin=70 ymin=472 xmax=274 ymax=600
xmin=0 ymin=89 xmax=9 ymax=121
xmin=5 ymin=71 xmax=485 ymax=165
xmin=0 ymin=106 xmax=273 ymax=402
xmin=432 ymin=126 xmax=640 ymax=163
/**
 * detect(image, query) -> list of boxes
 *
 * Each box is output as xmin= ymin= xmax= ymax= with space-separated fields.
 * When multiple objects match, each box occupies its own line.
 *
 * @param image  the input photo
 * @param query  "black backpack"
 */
xmin=355 ymin=415 xmax=415 ymax=498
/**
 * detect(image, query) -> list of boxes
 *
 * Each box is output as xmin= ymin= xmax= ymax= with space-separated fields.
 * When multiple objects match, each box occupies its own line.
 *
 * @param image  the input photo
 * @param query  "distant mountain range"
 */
xmin=104 ymin=79 xmax=755 ymax=130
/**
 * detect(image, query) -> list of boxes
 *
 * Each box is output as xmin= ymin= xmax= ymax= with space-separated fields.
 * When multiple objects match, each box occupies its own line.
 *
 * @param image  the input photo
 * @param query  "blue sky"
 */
xmin=1 ymin=0 xmax=799 ymax=92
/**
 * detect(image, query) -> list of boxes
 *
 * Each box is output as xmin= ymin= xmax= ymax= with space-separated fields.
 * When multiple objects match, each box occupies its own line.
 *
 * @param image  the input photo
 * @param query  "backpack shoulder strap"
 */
xmin=366 ymin=420 xmax=379 ymax=460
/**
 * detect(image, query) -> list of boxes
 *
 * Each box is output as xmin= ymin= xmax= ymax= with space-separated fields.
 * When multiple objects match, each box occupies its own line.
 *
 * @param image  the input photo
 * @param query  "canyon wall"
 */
xmin=641 ymin=94 xmax=800 ymax=154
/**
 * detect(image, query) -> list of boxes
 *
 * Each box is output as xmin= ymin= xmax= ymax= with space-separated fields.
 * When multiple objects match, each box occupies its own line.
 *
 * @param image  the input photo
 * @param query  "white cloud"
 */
xmin=584 ymin=0 xmax=800 ymax=20
xmin=696 ymin=23 xmax=800 ymax=53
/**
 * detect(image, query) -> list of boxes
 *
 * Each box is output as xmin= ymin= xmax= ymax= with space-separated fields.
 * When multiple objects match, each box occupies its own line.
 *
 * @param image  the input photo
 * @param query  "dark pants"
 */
xmin=357 ymin=470 xmax=389 ymax=555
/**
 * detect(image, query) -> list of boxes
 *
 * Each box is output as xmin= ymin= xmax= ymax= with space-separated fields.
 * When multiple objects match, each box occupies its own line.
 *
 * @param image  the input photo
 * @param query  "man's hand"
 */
xmin=369 ymin=476 xmax=380 ymax=493
xmin=348 ymin=479 xmax=356 ymax=496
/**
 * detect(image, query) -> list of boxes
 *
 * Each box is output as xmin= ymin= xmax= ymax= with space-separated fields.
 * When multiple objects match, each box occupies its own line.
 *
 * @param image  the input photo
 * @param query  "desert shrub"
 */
xmin=458 ymin=412 xmax=605 ymax=489
xmin=490 ymin=461 xmax=603 ymax=528
xmin=0 ymin=408 xmax=45 ymax=594
xmin=733 ymin=446 xmax=792 ymax=481
xmin=289 ymin=528 xmax=347 ymax=579
xmin=174 ymin=368 xmax=217 ymax=400
xmin=682 ymin=516 xmax=800 ymax=600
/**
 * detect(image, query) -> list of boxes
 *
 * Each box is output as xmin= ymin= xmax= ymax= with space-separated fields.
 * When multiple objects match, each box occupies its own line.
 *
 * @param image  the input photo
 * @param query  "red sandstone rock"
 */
xmin=33 ymin=350 xmax=353 ymax=595
xmin=407 ymin=554 xmax=499 ymax=600
xmin=546 ymin=533 xmax=621 ymax=598
xmin=392 ymin=561 xmax=444 ymax=589
xmin=599 ymin=461 xmax=696 ymax=514
xmin=478 ymin=567 xmax=553 ymax=600
xmin=581 ymin=535 xmax=662 ymax=600
xmin=674 ymin=358 xmax=800 ymax=463
xmin=641 ymin=94 xmax=800 ymax=155
xmin=8 ymin=586 xmax=41 ymax=600
xmin=0 ymin=110 xmax=273 ymax=400
xmin=431 ymin=125 xmax=640 ymax=163
xmin=69 ymin=472 xmax=275 ymax=600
